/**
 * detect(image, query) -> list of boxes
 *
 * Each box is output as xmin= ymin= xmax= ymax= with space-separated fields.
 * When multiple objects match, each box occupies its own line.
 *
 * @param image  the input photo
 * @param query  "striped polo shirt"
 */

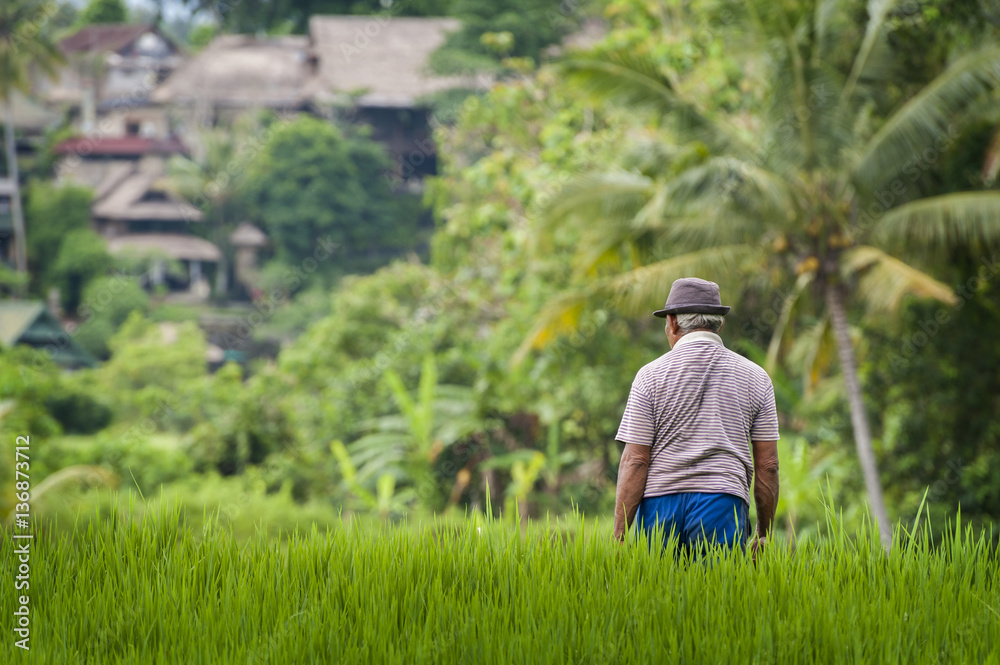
xmin=615 ymin=331 xmax=779 ymax=506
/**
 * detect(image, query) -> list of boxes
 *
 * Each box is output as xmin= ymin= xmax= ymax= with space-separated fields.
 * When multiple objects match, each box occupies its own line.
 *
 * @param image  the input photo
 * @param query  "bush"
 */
xmin=52 ymin=228 xmax=113 ymax=315
xmin=183 ymin=364 xmax=297 ymax=476
xmin=43 ymin=385 xmax=113 ymax=434
xmin=75 ymin=274 xmax=151 ymax=358
xmin=95 ymin=311 xmax=208 ymax=424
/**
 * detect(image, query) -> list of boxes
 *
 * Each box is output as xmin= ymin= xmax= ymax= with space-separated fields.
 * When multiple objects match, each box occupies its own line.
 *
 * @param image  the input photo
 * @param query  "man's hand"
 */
xmin=612 ymin=443 xmax=651 ymax=542
xmin=749 ymin=535 xmax=767 ymax=564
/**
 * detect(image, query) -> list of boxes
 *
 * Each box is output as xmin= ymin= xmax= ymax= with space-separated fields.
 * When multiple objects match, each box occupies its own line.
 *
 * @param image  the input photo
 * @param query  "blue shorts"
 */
xmin=635 ymin=492 xmax=749 ymax=552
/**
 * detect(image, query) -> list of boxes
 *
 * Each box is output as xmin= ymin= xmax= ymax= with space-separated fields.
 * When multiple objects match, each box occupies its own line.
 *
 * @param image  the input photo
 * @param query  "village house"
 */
xmin=54 ymin=136 xmax=220 ymax=298
xmin=305 ymin=16 xmax=473 ymax=183
xmin=36 ymin=23 xmax=183 ymax=139
xmin=20 ymin=16 xmax=484 ymax=299
xmin=0 ymin=300 xmax=97 ymax=368
xmin=152 ymin=16 xmax=477 ymax=185
xmin=151 ymin=34 xmax=314 ymax=133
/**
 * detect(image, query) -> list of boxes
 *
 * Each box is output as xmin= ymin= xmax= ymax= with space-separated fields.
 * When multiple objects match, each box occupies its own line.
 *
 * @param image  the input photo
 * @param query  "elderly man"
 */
xmin=613 ymin=277 xmax=780 ymax=556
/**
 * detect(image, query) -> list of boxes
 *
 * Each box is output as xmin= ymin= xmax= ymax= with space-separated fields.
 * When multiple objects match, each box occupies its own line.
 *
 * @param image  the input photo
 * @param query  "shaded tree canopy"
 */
xmin=79 ymin=0 xmax=128 ymax=25
xmin=238 ymin=116 xmax=422 ymax=285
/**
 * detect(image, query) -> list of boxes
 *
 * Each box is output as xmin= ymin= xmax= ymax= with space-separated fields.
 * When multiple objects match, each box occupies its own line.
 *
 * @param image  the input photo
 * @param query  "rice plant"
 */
xmin=1 ymin=501 xmax=997 ymax=664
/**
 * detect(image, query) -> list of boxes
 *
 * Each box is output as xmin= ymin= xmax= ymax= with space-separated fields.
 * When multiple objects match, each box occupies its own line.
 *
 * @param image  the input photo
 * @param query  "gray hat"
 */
xmin=653 ymin=277 xmax=731 ymax=317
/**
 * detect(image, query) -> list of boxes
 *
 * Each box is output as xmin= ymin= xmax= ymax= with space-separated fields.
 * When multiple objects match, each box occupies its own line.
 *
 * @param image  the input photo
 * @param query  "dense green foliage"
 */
xmin=24 ymin=180 xmax=97 ymax=300
xmin=237 ymin=116 xmax=424 ymax=286
xmin=1 ymin=505 xmax=997 ymax=663
xmin=78 ymin=0 xmax=127 ymax=25
xmin=430 ymin=0 xmax=583 ymax=73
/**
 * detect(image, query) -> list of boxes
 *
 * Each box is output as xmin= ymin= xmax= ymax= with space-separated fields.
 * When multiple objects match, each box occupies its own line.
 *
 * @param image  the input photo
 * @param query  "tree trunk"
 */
xmin=825 ymin=283 xmax=892 ymax=550
xmin=4 ymin=102 xmax=27 ymax=291
xmin=214 ymin=231 xmax=229 ymax=297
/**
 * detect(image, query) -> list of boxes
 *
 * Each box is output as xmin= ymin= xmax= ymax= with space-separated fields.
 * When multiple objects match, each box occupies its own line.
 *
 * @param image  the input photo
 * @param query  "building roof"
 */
xmin=0 ymin=301 xmax=45 ymax=348
xmin=54 ymin=136 xmax=188 ymax=158
xmin=307 ymin=16 xmax=473 ymax=108
xmin=151 ymin=35 xmax=312 ymax=108
xmin=229 ymin=222 xmax=268 ymax=247
xmin=0 ymin=300 xmax=97 ymax=368
xmin=60 ymin=24 xmax=155 ymax=54
xmin=107 ymin=233 xmax=221 ymax=262
xmin=92 ymin=168 xmax=203 ymax=222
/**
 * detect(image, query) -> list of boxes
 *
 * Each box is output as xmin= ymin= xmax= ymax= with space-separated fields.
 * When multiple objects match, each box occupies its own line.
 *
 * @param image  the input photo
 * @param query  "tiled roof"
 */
xmin=59 ymin=24 xmax=151 ymax=54
xmin=54 ymin=136 xmax=188 ymax=157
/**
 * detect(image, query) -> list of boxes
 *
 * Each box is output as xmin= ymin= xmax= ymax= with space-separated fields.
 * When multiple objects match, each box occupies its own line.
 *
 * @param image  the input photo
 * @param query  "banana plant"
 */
xmin=344 ymin=355 xmax=485 ymax=511
xmin=330 ymin=440 xmax=412 ymax=520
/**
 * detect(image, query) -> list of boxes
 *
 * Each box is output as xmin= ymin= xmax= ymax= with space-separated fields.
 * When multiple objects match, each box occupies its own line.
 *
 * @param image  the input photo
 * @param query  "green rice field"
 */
xmin=3 ymin=505 xmax=998 ymax=664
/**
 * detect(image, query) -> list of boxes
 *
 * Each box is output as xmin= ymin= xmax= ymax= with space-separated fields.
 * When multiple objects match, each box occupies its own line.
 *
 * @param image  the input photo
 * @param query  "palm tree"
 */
xmin=517 ymin=0 xmax=1000 ymax=549
xmin=0 ymin=0 xmax=63 ymax=284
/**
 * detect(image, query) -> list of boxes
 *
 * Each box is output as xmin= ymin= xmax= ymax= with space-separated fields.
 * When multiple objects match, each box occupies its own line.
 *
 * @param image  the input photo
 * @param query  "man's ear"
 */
xmin=718 ymin=317 xmax=725 ymax=332
xmin=666 ymin=314 xmax=677 ymax=335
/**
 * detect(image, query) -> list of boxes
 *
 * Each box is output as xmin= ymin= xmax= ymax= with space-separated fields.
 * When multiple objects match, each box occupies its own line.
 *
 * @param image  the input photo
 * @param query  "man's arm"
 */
xmin=750 ymin=439 xmax=779 ymax=541
xmin=613 ymin=443 xmax=651 ymax=541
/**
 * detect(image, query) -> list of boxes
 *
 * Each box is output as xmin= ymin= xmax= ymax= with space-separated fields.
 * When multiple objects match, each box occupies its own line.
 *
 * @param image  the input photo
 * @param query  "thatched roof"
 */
xmin=107 ymin=233 xmax=221 ymax=262
xmin=229 ymin=222 xmax=268 ymax=247
xmin=307 ymin=16 xmax=471 ymax=107
xmin=151 ymin=35 xmax=312 ymax=108
xmin=92 ymin=168 xmax=203 ymax=222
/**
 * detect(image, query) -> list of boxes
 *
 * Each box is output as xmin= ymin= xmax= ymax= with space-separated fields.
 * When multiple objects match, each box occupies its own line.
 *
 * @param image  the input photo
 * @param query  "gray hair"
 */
xmin=675 ymin=312 xmax=724 ymax=334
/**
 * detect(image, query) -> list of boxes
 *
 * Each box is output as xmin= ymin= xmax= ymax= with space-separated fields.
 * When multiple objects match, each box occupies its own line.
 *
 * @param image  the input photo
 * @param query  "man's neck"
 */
xmin=671 ymin=329 xmax=724 ymax=350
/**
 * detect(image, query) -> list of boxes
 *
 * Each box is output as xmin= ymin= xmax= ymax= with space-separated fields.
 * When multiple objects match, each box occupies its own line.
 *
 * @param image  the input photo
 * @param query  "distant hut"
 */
xmin=38 ymin=23 xmax=183 ymax=138
xmin=151 ymin=35 xmax=314 ymax=134
xmin=229 ymin=222 xmax=268 ymax=294
xmin=306 ymin=16 xmax=479 ymax=183
xmin=0 ymin=301 xmax=97 ymax=368
xmin=52 ymin=137 xmax=221 ymax=298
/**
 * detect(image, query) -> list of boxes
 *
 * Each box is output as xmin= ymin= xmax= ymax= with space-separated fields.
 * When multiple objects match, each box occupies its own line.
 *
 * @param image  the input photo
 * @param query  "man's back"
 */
xmin=617 ymin=331 xmax=778 ymax=506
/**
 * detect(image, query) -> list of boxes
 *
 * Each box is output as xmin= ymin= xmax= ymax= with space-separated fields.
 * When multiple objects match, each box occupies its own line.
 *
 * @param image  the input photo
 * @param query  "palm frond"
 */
xmin=765 ymin=272 xmax=813 ymax=373
xmin=854 ymin=46 xmax=1000 ymax=190
xmin=568 ymin=157 xmax=794 ymax=271
xmin=868 ymin=192 xmax=1000 ymax=249
xmin=786 ymin=316 xmax=832 ymax=394
xmin=664 ymin=157 xmax=796 ymax=228
xmin=536 ymin=171 xmax=652 ymax=230
xmin=560 ymin=51 xmax=755 ymax=159
xmin=512 ymin=295 xmax=586 ymax=366
xmin=843 ymin=245 xmax=957 ymax=313
xmin=513 ymin=244 xmax=761 ymax=364
xmin=839 ymin=0 xmax=903 ymax=108
xmin=813 ymin=0 xmax=848 ymax=59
